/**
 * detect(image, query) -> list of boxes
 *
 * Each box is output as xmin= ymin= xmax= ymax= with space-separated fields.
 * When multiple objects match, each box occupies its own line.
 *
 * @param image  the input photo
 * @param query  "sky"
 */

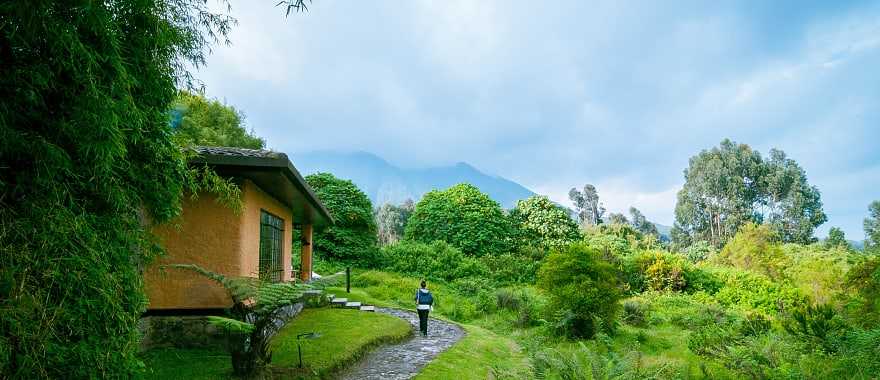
xmin=196 ymin=0 xmax=880 ymax=240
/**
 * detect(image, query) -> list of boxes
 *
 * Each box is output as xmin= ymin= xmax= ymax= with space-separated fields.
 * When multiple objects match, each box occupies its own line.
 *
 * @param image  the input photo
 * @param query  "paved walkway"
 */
xmin=336 ymin=307 xmax=465 ymax=380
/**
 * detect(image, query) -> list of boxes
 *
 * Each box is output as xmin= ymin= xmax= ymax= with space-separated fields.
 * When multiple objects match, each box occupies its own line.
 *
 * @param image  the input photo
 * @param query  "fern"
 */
xmin=166 ymin=264 xmax=314 ymax=376
xmin=207 ymin=316 xmax=255 ymax=334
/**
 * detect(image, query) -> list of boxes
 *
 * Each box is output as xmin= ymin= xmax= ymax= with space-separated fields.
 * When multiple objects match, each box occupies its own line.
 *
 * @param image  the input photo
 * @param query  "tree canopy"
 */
xmin=673 ymin=139 xmax=826 ymax=248
xmin=303 ymin=173 xmax=378 ymax=265
xmin=865 ymin=200 xmax=880 ymax=252
xmin=405 ymin=183 xmax=514 ymax=257
xmin=0 ymin=1 xmax=232 ymax=376
xmin=171 ymin=90 xmax=266 ymax=149
xmin=569 ymin=184 xmax=605 ymax=226
xmin=509 ymin=195 xmax=581 ymax=250
xmin=375 ymin=200 xmax=414 ymax=246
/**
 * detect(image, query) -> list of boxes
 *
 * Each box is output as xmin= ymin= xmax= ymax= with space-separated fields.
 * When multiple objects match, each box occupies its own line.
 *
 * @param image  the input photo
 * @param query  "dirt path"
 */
xmin=336 ymin=307 xmax=465 ymax=380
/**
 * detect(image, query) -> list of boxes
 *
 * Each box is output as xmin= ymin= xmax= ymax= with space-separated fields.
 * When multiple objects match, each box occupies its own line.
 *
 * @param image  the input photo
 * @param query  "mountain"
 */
xmin=291 ymin=151 xmax=536 ymax=208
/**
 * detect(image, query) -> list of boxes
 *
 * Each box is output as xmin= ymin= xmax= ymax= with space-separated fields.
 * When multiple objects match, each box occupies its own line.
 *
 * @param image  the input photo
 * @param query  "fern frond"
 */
xmin=207 ymin=316 xmax=255 ymax=334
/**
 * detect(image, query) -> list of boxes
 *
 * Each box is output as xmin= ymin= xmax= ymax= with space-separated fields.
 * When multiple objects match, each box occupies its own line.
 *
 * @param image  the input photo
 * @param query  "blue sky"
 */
xmin=197 ymin=0 xmax=880 ymax=240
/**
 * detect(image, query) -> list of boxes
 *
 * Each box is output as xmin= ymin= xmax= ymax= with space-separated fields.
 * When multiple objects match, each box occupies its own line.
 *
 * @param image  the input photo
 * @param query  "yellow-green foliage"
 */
xmin=714 ymin=223 xmax=789 ymax=279
xmin=783 ymin=244 xmax=851 ymax=305
xmin=271 ymin=308 xmax=410 ymax=376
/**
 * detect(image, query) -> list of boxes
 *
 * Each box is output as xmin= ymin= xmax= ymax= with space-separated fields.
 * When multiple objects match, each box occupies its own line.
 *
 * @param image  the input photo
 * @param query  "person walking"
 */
xmin=415 ymin=280 xmax=433 ymax=337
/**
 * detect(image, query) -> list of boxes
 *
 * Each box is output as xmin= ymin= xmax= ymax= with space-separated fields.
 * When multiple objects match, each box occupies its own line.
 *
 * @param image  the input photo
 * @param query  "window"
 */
xmin=259 ymin=210 xmax=284 ymax=282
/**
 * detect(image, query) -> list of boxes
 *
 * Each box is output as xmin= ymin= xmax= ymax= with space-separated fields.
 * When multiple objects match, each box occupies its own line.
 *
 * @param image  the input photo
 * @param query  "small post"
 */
xmin=346 ymin=266 xmax=351 ymax=293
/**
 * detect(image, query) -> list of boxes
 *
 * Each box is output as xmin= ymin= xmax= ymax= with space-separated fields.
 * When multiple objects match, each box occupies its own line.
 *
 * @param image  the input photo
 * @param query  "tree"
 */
xmin=0 ymin=1 xmax=233 ymax=377
xmin=673 ymin=139 xmax=826 ymax=248
xmin=537 ymin=243 xmax=622 ymax=338
xmin=375 ymin=199 xmax=414 ymax=246
xmin=509 ymin=196 xmax=581 ymax=250
xmin=762 ymin=149 xmax=827 ymax=243
xmin=405 ymin=183 xmax=514 ymax=257
xmin=629 ymin=207 xmax=659 ymax=236
xmin=865 ymin=201 xmax=880 ymax=252
xmin=302 ymin=173 xmax=378 ymax=266
xmin=569 ymin=184 xmax=605 ymax=226
xmin=606 ymin=212 xmax=630 ymax=225
xmin=171 ymin=90 xmax=266 ymax=149
xmin=825 ymin=227 xmax=849 ymax=250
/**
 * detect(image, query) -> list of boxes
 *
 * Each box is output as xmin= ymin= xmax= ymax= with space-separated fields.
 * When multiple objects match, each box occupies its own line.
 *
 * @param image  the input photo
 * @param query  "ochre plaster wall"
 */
xmin=239 ymin=179 xmax=295 ymax=282
xmin=145 ymin=192 xmax=242 ymax=309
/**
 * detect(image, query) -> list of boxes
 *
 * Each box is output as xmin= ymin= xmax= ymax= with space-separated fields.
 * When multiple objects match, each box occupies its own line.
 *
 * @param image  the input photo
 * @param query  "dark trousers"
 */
xmin=417 ymin=309 xmax=429 ymax=335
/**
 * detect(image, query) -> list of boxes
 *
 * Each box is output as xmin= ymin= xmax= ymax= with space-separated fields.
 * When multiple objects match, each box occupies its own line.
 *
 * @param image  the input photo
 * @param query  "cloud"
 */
xmin=195 ymin=0 xmax=880 ymax=238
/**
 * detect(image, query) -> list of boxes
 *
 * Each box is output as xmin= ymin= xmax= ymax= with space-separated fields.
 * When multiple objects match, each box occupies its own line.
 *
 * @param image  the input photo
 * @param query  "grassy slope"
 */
xmin=141 ymin=307 xmax=410 ymax=379
xmin=271 ymin=308 xmax=411 ymax=376
xmin=414 ymin=324 xmax=531 ymax=380
xmin=324 ymin=271 xmax=531 ymax=378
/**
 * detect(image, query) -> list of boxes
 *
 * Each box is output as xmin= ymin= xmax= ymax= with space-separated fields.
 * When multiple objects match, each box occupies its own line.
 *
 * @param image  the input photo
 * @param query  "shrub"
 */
xmin=537 ymin=243 xmax=622 ymax=339
xmin=380 ymin=241 xmax=489 ymax=282
xmin=684 ymin=240 xmax=716 ymax=263
xmin=703 ymin=265 xmax=808 ymax=316
xmin=845 ymin=255 xmax=880 ymax=326
xmin=623 ymin=251 xmax=691 ymax=293
xmin=783 ymin=304 xmax=847 ymax=353
xmin=302 ymin=173 xmax=379 ymax=266
xmin=480 ymin=247 xmax=544 ymax=285
xmin=714 ymin=223 xmax=789 ymax=279
xmin=622 ymin=299 xmax=649 ymax=327
xmin=404 ymin=183 xmax=515 ymax=257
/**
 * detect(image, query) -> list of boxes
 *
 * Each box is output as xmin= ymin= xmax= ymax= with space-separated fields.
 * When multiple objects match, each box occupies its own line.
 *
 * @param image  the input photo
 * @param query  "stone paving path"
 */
xmin=336 ymin=307 xmax=465 ymax=380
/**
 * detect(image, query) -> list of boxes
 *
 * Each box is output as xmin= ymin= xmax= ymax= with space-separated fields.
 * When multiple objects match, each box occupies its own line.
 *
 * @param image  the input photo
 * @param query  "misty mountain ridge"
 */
xmin=291 ymin=150 xmax=535 ymax=209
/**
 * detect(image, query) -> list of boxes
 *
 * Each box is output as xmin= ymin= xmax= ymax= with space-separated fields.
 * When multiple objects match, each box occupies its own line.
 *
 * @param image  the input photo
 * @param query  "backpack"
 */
xmin=417 ymin=290 xmax=434 ymax=305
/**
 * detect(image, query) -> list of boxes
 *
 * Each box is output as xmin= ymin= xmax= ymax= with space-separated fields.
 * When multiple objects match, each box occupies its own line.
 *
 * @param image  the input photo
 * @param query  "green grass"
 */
xmin=270 ymin=307 xmax=411 ymax=377
xmin=141 ymin=347 xmax=232 ymax=380
xmin=141 ymin=307 xmax=410 ymax=379
xmin=324 ymin=270 xmax=532 ymax=379
xmin=415 ymin=324 xmax=531 ymax=380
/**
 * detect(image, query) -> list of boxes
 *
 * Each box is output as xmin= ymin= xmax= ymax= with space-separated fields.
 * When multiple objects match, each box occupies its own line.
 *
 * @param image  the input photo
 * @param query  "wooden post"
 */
xmin=300 ymin=224 xmax=313 ymax=282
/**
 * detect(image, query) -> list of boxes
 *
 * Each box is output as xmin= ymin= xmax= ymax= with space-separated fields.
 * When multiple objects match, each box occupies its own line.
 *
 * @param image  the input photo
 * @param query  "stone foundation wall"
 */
xmin=139 ymin=316 xmax=226 ymax=351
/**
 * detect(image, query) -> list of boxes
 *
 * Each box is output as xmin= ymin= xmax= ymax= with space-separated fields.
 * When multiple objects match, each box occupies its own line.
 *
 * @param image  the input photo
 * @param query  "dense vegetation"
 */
xmin=0 ymin=1 xmax=235 ymax=377
xmin=171 ymin=90 xmax=266 ymax=149
xmin=313 ymin=138 xmax=880 ymax=379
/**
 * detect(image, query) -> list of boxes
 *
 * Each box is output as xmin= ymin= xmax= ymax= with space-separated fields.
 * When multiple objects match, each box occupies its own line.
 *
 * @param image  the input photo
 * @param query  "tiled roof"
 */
xmin=193 ymin=146 xmax=284 ymax=159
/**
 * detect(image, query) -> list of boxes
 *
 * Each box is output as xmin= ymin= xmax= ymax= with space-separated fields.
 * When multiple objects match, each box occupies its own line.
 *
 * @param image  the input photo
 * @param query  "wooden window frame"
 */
xmin=259 ymin=209 xmax=284 ymax=282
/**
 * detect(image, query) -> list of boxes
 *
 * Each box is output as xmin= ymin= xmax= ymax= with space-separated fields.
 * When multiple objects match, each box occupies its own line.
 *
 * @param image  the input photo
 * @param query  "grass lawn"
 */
xmin=324 ymin=271 xmax=532 ymax=379
xmin=414 ymin=324 xmax=531 ymax=380
xmin=141 ymin=347 xmax=232 ymax=380
xmin=271 ymin=307 xmax=411 ymax=377
xmin=141 ymin=307 xmax=410 ymax=379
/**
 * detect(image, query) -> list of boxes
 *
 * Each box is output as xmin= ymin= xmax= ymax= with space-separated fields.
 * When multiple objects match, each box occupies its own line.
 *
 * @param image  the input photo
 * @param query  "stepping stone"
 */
xmin=330 ymin=298 xmax=348 ymax=307
xmin=344 ymin=301 xmax=362 ymax=309
xmin=359 ymin=305 xmax=375 ymax=312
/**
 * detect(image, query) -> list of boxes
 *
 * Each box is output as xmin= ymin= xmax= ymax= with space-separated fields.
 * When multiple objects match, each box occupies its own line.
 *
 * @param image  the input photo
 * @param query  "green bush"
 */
xmin=622 ymin=251 xmax=692 ymax=293
xmin=783 ymin=304 xmax=847 ymax=353
xmin=713 ymin=223 xmax=789 ymax=279
xmin=0 ymin=2 xmax=233 ymax=377
xmin=379 ymin=241 xmax=489 ymax=282
xmin=480 ymin=247 xmax=544 ymax=285
xmin=684 ymin=240 xmax=716 ymax=263
xmin=537 ymin=243 xmax=622 ymax=339
xmin=404 ymin=183 xmax=515 ymax=257
xmin=622 ymin=299 xmax=649 ymax=327
xmin=703 ymin=265 xmax=808 ymax=316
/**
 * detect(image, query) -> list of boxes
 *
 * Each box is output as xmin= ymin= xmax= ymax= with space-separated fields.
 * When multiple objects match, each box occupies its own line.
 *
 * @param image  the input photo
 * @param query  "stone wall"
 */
xmin=139 ymin=316 xmax=226 ymax=351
